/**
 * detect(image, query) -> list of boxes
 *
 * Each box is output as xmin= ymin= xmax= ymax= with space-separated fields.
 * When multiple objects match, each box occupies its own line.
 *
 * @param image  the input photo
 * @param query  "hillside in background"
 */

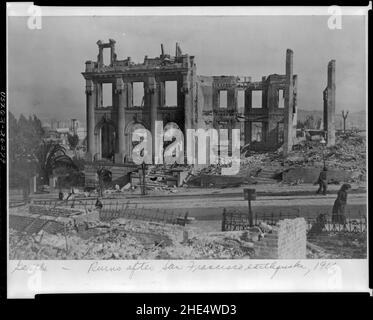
xmin=28 ymin=108 xmax=366 ymax=131
xmin=297 ymin=109 xmax=366 ymax=130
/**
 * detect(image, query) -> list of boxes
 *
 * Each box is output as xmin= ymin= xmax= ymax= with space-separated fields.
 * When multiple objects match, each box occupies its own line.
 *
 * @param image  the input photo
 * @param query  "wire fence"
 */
xmin=98 ymin=201 xmax=189 ymax=226
xmin=32 ymin=198 xmax=98 ymax=213
xmin=221 ymin=208 xmax=367 ymax=234
xmin=32 ymin=198 xmax=189 ymax=226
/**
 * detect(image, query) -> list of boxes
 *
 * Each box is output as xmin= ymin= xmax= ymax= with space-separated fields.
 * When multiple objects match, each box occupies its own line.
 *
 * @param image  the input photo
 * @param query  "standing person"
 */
xmin=316 ymin=167 xmax=328 ymax=195
xmin=332 ymin=184 xmax=351 ymax=224
xmin=95 ymin=198 xmax=103 ymax=210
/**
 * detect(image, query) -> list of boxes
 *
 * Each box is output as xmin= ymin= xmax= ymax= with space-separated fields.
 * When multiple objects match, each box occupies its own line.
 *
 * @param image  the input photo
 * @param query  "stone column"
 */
xmin=97 ymin=40 xmax=103 ymax=69
xmin=85 ymin=79 xmax=96 ymax=161
xmin=159 ymin=81 xmax=165 ymax=107
xmin=182 ymin=74 xmax=192 ymax=159
xmin=148 ymin=77 xmax=158 ymax=161
xmin=96 ymin=83 xmax=102 ymax=108
xmin=292 ymin=75 xmax=298 ymax=130
xmin=283 ymin=49 xmax=294 ymax=156
xmin=324 ymin=60 xmax=336 ymax=146
xmin=244 ymin=89 xmax=252 ymax=145
xmin=115 ymin=78 xmax=127 ymax=163
xmin=29 ymin=175 xmax=37 ymax=194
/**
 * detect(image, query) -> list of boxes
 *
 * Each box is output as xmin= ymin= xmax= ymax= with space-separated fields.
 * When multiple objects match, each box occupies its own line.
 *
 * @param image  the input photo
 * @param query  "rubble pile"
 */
xmin=53 ymin=132 xmax=365 ymax=197
xmin=239 ymin=133 xmax=366 ymax=184
xmin=127 ymin=164 xmax=190 ymax=192
xmin=9 ymin=217 xmax=257 ymax=260
xmin=307 ymin=232 xmax=367 ymax=259
xmin=240 ymin=153 xmax=269 ymax=168
xmin=133 ymin=163 xmax=251 ymax=189
xmin=326 ymin=134 xmax=366 ymax=171
xmin=287 ymin=133 xmax=366 ymax=179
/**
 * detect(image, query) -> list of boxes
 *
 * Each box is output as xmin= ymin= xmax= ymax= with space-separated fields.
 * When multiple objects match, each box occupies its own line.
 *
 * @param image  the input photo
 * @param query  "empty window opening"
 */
xmin=102 ymin=48 xmax=111 ymax=66
xmin=165 ymin=81 xmax=178 ymax=107
xmin=237 ymin=90 xmax=245 ymax=112
xmin=102 ymin=83 xmax=113 ymax=108
xmin=101 ymin=123 xmax=115 ymax=160
xmin=278 ymin=89 xmax=285 ymax=108
xmin=133 ymin=82 xmax=144 ymax=107
xmin=219 ymin=90 xmax=228 ymax=108
xmin=251 ymin=122 xmax=263 ymax=142
xmin=252 ymin=90 xmax=262 ymax=108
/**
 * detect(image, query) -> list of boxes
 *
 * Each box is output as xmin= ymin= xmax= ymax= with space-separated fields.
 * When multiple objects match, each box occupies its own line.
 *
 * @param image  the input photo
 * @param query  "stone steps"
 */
xmin=254 ymin=167 xmax=282 ymax=184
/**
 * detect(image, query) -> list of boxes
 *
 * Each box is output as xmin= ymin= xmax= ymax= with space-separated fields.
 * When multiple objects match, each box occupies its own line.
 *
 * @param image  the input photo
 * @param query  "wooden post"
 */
xmin=248 ymin=199 xmax=253 ymax=227
xmin=243 ymin=188 xmax=256 ymax=227
xmin=140 ymin=162 xmax=147 ymax=195
xmin=222 ymin=209 xmax=226 ymax=231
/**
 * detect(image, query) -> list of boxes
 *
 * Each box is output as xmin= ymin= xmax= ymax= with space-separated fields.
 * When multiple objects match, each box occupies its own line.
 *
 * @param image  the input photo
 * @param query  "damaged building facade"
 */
xmin=323 ymin=60 xmax=336 ymax=146
xmin=82 ymin=40 xmax=298 ymax=181
xmin=199 ymin=48 xmax=297 ymax=153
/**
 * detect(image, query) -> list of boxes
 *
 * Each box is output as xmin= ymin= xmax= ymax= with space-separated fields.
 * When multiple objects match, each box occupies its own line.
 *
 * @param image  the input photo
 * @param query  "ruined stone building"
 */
xmin=82 ymin=40 xmax=298 ymax=181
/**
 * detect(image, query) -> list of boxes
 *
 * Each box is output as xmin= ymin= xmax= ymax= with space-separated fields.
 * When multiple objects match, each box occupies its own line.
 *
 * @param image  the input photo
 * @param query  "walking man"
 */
xmin=316 ymin=167 xmax=328 ymax=195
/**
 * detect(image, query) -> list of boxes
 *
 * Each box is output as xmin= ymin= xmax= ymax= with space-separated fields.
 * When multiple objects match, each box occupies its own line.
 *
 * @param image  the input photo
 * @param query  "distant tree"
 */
xmin=34 ymin=141 xmax=77 ymax=185
xmin=54 ymin=165 xmax=85 ymax=190
xmin=10 ymin=113 xmax=45 ymax=162
xmin=67 ymin=133 xmax=79 ymax=158
xmin=67 ymin=133 xmax=79 ymax=150
xmin=304 ymin=115 xmax=315 ymax=129
xmin=8 ymin=112 xmax=45 ymax=188
xmin=297 ymin=115 xmax=322 ymax=130
xmin=316 ymin=117 xmax=322 ymax=130
xmin=342 ymin=110 xmax=349 ymax=132
xmin=81 ymin=137 xmax=87 ymax=152
xmin=296 ymin=120 xmax=305 ymax=130
xmin=8 ymin=112 xmax=18 ymax=163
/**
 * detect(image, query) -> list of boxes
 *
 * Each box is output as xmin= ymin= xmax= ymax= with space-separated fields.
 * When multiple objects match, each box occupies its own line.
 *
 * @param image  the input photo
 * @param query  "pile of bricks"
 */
xmin=9 ymin=213 xmax=68 ymax=235
xmin=9 ymin=205 xmax=87 ymax=235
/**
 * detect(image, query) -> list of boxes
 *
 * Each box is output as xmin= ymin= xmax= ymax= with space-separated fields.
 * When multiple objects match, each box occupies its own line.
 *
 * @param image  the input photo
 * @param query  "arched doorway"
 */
xmin=94 ymin=119 xmax=117 ymax=161
xmin=163 ymin=122 xmax=182 ymax=149
xmin=125 ymin=121 xmax=148 ymax=162
xmin=101 ymin=123 xmax=116 ymax=160
xmin=163 ymin=122 xmax=183 ymax=163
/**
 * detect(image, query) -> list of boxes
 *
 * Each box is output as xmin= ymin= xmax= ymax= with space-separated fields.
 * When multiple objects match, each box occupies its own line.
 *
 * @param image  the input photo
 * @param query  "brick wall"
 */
xmin=254 ymin=218 xmax=307 ymax=259
xmin=277 ymin=218 xmax=307 ymax=258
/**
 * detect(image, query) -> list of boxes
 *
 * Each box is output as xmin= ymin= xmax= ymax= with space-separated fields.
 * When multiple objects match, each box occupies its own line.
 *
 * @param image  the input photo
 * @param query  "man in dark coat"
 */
xmin=332 ymin=184 xmax=351 ymax=224
xmin=95 ymin=198 xmax=103 ymax=210
xmin=316 ymin=167 xmax=328 ymax=195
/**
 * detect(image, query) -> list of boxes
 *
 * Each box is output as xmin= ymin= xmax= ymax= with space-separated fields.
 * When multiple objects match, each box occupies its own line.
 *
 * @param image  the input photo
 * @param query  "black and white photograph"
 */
xmin=5 ymin=4 xmax=370 ymax=296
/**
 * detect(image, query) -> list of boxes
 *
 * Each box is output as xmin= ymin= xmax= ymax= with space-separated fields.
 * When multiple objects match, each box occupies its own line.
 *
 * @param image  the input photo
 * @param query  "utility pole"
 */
xmin=140 ymin=162 xmax=147 ymax=195
xmin=243 ymin=188 xmax=257 ymax=227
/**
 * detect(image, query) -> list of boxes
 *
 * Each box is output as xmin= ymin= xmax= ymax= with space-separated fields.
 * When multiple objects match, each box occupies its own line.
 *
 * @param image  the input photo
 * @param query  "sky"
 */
xmin=8 ymin=15 xmax=367 ymax=124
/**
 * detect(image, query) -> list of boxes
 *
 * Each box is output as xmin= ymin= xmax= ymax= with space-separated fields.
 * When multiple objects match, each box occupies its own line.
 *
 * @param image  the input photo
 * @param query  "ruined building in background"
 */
xmin=323 ymin=60 xmax=336 ymax=146
xmin=82 ymin=39 xmax=298 ymax=182
xmin=199 ymin=48 xmax=297 ymax=154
